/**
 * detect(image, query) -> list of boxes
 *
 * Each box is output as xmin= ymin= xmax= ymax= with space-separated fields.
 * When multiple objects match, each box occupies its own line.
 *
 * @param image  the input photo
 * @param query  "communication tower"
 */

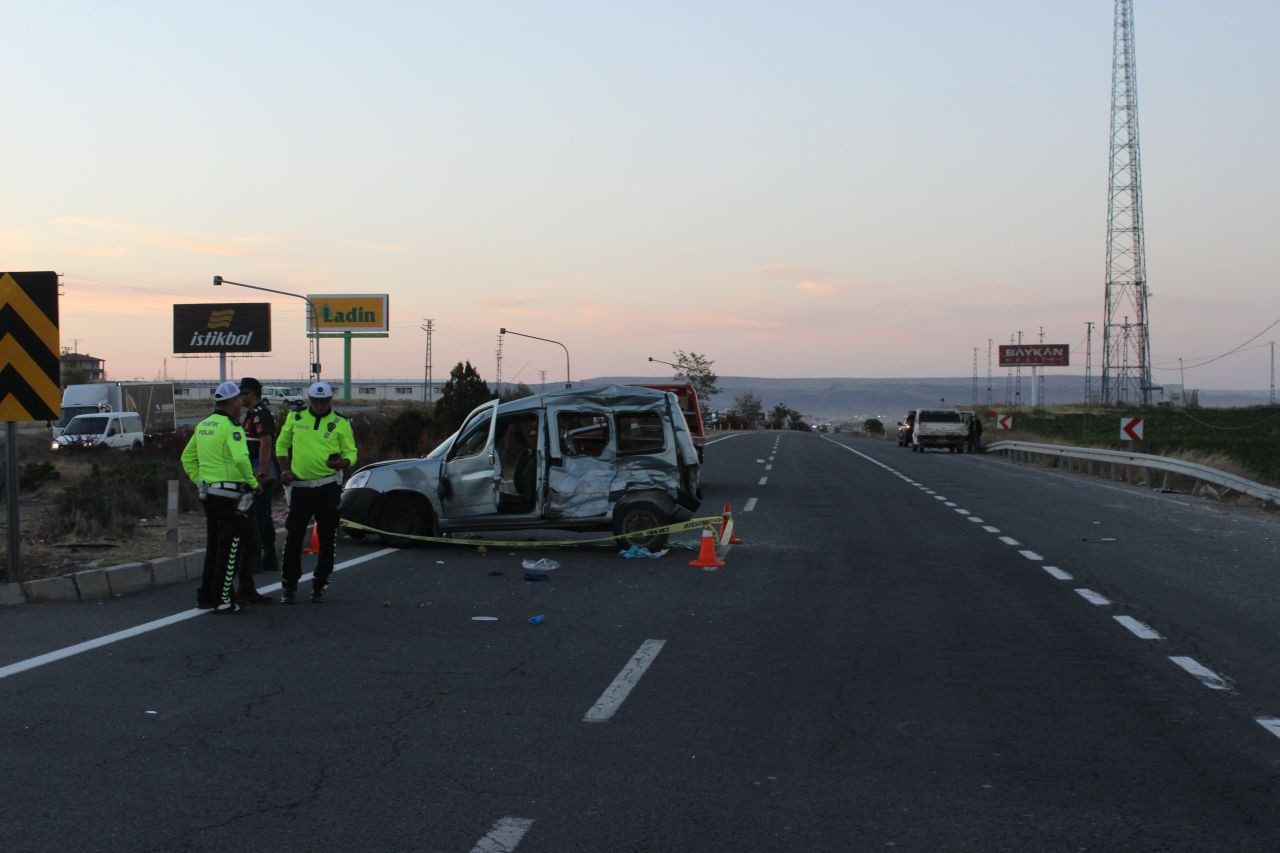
xmin=1102 ymin=0 xmax=1153 ymax=405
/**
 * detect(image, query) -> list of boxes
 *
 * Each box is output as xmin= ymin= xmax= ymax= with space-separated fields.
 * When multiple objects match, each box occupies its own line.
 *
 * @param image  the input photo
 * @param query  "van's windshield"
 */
xmin=64 ymin=416 xmax=108 ymax=435
xmin=917 ymin=411 xmax=962 ymax=423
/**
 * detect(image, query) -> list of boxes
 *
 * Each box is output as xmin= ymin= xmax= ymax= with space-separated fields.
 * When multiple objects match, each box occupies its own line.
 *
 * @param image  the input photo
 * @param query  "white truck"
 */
xmin=911 ymin=408 xmax=969 ymax=453
xmin=51 ymin=382 xmax=177 ymax=438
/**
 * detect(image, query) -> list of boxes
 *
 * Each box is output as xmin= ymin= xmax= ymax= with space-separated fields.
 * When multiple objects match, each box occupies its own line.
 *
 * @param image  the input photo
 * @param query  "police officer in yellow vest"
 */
xmin=276 ymin=381 xmax=357 ymax=603
xmin=181 ymin=380 xmax=261 ymax=614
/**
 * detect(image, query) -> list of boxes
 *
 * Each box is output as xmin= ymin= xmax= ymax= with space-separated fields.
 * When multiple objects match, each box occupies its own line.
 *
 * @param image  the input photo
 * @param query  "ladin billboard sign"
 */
xmin=306 ymin=294 xmax=390 ymax=335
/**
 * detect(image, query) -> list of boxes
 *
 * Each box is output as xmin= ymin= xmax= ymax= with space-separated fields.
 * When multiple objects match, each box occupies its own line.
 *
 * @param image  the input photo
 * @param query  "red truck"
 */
xmin=632 ymin=383 xmax=706 ymax=461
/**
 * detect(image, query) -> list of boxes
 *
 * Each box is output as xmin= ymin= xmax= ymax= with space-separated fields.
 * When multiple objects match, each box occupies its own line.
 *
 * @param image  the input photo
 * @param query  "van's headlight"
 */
xmin=50 ymin=441 xmax=60 ymax=451
xmin=345 ymin=470 xmax=371 ymax=490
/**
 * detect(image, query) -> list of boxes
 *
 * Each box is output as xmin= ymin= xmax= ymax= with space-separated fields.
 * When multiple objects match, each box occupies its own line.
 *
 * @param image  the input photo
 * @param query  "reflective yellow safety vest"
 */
xmin=181 ymin=411 xmax=259 ymax=488
xmin=275 ymin=408 xmax=357 ymax=482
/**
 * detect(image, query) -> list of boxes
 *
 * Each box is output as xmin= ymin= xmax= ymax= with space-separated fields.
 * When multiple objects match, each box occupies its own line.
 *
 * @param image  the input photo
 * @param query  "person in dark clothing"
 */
xmin=236 ymin=377 xmax=277 ymax=603
xmin=969 ymin=415 xmax=984 ymax=453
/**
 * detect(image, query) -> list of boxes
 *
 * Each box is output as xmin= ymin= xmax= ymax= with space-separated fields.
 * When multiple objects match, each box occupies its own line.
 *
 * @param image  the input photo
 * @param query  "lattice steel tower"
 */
xmin=1102 ymin=0 xmax=1153 ymax=405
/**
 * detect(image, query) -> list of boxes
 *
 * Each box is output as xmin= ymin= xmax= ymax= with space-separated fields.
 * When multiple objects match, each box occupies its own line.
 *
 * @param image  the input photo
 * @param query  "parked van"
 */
xmin=340 ymin=385 xmax=702 ymax=549
xmin=262 ymin=386 xmax=305 ymax=409
xmin=50 ymin=412 xmax=146 ymax=451
xmin=631 ymin=383 xmax=705 ymax=461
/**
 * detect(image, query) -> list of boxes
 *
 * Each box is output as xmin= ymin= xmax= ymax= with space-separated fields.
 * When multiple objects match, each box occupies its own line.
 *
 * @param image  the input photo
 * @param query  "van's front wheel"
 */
xmin=613 ymin=502 xmax=670 ymax=551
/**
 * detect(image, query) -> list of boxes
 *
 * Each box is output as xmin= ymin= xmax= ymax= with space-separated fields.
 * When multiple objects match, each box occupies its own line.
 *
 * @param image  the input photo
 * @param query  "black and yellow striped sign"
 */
xmin=0 ymin=271 xmax=60 ymax=422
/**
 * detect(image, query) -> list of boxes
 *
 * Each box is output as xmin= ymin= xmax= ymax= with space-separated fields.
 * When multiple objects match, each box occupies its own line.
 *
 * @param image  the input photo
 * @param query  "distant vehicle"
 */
xmin=897 ymin=411 xmax=916 ymax=447
xmin=341 ymin=385 xmax=702 ymax=550
xmin=51 ymin=382 xmax=175 ymax=438
xmin=262 ymin=386 xmax=306 ymax=409
xmin=911 ymin=409 xmax=968 ymax=453
xmin=631 ymin=383 xmax=705 ymax=461
xmin=50 ymin=411 xmax=146 ymax=451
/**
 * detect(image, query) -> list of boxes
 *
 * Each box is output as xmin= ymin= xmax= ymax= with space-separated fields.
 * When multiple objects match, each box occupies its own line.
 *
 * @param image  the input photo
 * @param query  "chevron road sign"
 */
xmin=996 ymin=414 xmax=1013 ymax=430
xmin=1121 ymin=417 xmax=1144 ymax=442
xmin=0 ymin=271 xmax=60 ymax=422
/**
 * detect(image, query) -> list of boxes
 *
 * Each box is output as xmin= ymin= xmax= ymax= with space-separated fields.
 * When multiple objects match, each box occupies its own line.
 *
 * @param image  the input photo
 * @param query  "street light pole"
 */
xmin=213 ymin=276 xmax=321 ymax=382
xmin=500 ymin=328 xmax=571 ymax=388
xmin=648 ymin=356 xmax=680 ymax=374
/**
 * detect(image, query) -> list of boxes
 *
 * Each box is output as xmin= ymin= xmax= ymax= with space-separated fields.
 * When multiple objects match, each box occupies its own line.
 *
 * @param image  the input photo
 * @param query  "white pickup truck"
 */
xmin=911 ymin=409 xmax=969 ymax=453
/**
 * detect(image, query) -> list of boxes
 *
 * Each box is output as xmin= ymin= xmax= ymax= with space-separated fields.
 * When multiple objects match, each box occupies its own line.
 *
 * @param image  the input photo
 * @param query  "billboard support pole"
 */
xmin=218 ymin=352 xmax=227 ymax=383
xmin=5 ymin=422 xmax=20 ymax=584
xmin=343 ymin=332 xmax=352 ymax=403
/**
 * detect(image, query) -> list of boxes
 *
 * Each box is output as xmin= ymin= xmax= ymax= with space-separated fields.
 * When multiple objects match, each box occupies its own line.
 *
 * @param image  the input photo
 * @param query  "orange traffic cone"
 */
xmin=688 ymin=525 xmax=726 ymax=569
xmin=718 ymin=503 xmax=744 ymax=545
xmin=302 ymin=523 xmax=320 ymax=556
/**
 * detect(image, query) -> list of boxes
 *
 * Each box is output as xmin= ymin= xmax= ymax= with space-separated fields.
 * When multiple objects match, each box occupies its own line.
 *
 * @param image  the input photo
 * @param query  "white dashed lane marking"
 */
xmin=983 ymin=526 xmax=1001 ymax=533
xmin=743 ymin=498 xmax=757 ymax=512
xmin=1114 ymin=616 xmax=1163 ymax=640
xmin=1019 ymin=550 xmax=1043 ymax=561
xmin=1257 ymin=717 xmax=1280 ymax=741
xmin=1169 ymin=656 xmax=1231 ymax=691
xmin=584 ymin=640 xmax=667 ymax=722
xmin=1075 ymin=589 xmax=1112 ymax=606
xmin=954 ymin=509 xmax=970 ymax=516
xmin=765 ymin=464 xmax=772 ymax=471
xmin=944 ymin=501 xmax=957 ymax=507
xmin=967 ymin=516 xmax=983 ymax=523
xmin=1042 ymin=566 xmax=1073 ymax=580
xmin=758 ymin=476 xmax=768 ymax=486
xmin=471 ymin=818 xmax=535 ymax=853
xmin=998 ymin=536 xmax=1021 ymax=546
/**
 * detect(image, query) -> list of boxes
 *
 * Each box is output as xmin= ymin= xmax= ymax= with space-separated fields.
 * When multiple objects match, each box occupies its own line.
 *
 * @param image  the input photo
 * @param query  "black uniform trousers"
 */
xmin=198 ymin=495 xmax=252 ymax=607
xmin=238 ymin=478 xmax=278 ymax=592
xmin=281 ymin=482 xmax=340 ymax=592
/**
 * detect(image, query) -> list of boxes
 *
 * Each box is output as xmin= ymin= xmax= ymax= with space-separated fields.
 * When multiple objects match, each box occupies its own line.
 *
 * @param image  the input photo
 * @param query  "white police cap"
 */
xmin=213 ymin=380 xmax=244 ymax=401
xmin=308 ymin=381 xmax=334 ymax=399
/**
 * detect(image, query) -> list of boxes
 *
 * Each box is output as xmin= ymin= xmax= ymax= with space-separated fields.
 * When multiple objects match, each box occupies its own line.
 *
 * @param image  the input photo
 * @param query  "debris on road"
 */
xmin=528 ymin=614 xmax=545 ymax=625
xmin=618 ymin=545 xmax=669 ymax=559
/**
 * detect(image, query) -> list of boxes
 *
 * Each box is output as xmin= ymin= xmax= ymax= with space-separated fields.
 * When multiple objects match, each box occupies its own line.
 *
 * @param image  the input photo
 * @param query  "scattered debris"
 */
xmin=618 ymin=545 xmax=668 ymax=559
xmin=522 ymin=558 xmax=560 ymax=571
xmin=471 ymin=616 xmax=498 ymax=622
xmin=528 ymin=614 xmax=545 ymax=625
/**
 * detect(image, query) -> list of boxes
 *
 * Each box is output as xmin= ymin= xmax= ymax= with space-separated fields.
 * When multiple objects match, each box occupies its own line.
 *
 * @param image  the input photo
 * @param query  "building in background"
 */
xmin=59 ymin=351 xmax=105 ymax=384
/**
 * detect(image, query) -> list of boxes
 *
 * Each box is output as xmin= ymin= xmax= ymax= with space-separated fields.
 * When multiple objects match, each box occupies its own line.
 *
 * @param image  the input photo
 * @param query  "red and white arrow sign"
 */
xmin=1120 ymin=417 xmax=1144 ymax=441
xmin=996 ymin=414 xmax=1013 ymax=431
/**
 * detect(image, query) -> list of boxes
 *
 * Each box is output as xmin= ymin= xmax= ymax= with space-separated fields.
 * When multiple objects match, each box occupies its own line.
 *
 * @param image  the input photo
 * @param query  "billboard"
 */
xmin=173 ymin=303 xmax=272 ymax=353
xmin=307 ymin=293 xmax=390 ymax=334
xmin=998 ymin=344 xmax=1070 ymax=367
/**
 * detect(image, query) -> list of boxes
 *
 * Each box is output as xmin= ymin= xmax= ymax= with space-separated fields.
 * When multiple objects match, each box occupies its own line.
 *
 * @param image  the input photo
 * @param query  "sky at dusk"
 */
xmin=3 ymin=1 xmax=1278 ymax=390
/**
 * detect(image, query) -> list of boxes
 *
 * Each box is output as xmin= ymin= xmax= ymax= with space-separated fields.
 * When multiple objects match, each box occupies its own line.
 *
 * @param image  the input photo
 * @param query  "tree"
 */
xmin=786 ymin=410 xmax=807 ymax=431
xmin=768 ymin=403 xmax=793 ymax=430
xmin=499 ymin=383 xmax=534 ymax=403
xmin=863 ymin=418 xmax=885 ymax=435
xmin=434 ymin=361 xmax=494 ymax=435
xmin=733 ymin=391 xmax=763 ymax=425
xmin=672 ymin=351 xmax=720 ymax=417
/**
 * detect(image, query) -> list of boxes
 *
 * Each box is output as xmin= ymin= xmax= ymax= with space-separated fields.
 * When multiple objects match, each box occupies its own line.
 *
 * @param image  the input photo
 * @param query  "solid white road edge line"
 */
xmin=1042 ymin=566 xmax=1073 ymax=580
xmin=1169 ymin=656 xmax=1231 ymax=691
xmin=1074 ymin=588 xmax=1112 ymax=606
xmin=743 ymin=498 xmax=758 ymax=512
xmin=704 ymin=433 xmax=746 ymax=446
xmin=471 ymin=817 xmax=535 ymax=853
xmin=1256 ymin=716 xmax=1280 ymax=740
xmin=1114 ymin=615 xmax=1164 ymax=640
xmin=0 ymin=548 xmax=399 ymax=682
xmin=584 ymin=639 xmax=667 ymax=722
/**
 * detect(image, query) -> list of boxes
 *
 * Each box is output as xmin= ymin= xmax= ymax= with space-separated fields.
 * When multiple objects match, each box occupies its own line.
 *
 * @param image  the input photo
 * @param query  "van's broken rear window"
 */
xmin=917 ymin=411 xmax=962 ymax=422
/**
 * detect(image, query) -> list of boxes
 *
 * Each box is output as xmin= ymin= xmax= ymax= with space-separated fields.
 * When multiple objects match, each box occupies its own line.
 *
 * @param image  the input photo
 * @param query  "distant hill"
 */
xmin=584 ymin=375 xmax=1271 ymax=422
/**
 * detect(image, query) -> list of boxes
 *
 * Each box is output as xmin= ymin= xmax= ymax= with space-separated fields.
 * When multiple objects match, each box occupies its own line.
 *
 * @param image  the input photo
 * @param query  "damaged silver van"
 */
xmin=340 ymin=385 xmax=702 ymax=549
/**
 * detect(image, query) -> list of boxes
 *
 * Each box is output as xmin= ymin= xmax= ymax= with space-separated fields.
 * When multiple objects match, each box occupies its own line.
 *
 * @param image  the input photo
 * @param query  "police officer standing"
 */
xmin=181 ymin=381 xmax=261 ymax=614
xmin=275 ymin=381 xmax=357 ymax=604
xmin=236 ymin=378 xmax=279 ymax=603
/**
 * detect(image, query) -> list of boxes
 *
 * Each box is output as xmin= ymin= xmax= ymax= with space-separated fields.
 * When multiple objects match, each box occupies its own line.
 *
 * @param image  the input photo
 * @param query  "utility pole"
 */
xmin=1037 ymin=326 xmax=1046 ymax=407
xmin=971 ymin=347 xmax=979 ymax=407
xmin=420 ymin=319 xmax=434 ymax=403
xmin=986 ymin=338 xmax=993 ymax=407
xmin=539 ymin=369 xmax=547 ymax=393
xmin=1084 ymin=322 xmax=1094 ymax=412
xmin=1102 ymin=0 xmax=1153 ymax=405
xmin=1014 ymin=331 xmax=1023 ymax=408
xmin=1005 ymin=334 xmax=1014 ymax=407
xmin=1271 ymin=341 xmax=1276 ymax=406
xmin=495 ymin=333 xmax=504 ymax=396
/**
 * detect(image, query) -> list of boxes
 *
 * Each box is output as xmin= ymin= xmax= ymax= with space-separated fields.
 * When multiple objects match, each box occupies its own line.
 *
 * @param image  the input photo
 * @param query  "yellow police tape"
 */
xmin=339 ymin=514 xmax=728 ymax=549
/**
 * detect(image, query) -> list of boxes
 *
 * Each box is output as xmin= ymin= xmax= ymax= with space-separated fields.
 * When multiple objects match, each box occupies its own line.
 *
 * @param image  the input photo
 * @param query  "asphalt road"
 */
xmin=3 ymin=431 xmax=1280 ymax=850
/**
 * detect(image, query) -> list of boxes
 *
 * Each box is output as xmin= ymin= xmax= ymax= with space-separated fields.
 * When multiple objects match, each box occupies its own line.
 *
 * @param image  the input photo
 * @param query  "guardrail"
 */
xmin=985 ymin=440 xmax=1280 ymax=508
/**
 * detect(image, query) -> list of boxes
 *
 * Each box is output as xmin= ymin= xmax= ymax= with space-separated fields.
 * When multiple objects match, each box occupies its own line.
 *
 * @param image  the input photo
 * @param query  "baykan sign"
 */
xmin=307 ymin=294 xmax=389 ymax=335
xmin=998 ymin=344 xmax=1070 ymax=367
xmin=173 ymin=303 xmax=272 ymax=353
